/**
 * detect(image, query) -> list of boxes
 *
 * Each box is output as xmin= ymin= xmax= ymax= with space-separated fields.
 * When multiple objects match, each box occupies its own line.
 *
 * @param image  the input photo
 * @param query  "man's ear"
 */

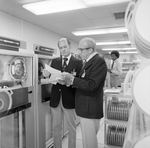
xmin=89 ymin=48 xmax=94 ymax=53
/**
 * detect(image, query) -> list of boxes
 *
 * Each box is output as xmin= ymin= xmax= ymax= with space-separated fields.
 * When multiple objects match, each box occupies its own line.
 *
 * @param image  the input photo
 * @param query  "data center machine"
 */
xmin=34 ymin=44 xmax=57 ymax=148
xmin=0 ymin=36 xmax=35 ymax=148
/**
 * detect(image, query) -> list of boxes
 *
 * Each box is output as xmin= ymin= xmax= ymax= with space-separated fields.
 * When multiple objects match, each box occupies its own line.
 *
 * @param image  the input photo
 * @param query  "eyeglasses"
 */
xmin=78 ymin=47 xmax=92 ymax=51
xmin=59 ymin=45 xmax=68 ymax=50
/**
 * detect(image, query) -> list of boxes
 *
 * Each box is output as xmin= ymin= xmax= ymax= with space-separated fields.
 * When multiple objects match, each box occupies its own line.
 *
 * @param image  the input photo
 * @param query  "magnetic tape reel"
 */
xmin=0 ymin=86 xmax=13 ymax=117
xmin=133 ymin=134 xmax=150 ymax=148
xmin=132 ymin=64 xmax=150 ymax=116
xmin=8 ymin=57 xmax=27 ymax=82
xmin=38 ymin=59 xmax=45 ymax=79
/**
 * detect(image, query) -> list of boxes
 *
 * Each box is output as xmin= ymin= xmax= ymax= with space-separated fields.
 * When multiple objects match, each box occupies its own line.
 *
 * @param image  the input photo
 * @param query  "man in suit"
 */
xmin=62 ymin=37 xmax=107 ymax=148
xmin=43 ymin=38 xmax=82 ymax=148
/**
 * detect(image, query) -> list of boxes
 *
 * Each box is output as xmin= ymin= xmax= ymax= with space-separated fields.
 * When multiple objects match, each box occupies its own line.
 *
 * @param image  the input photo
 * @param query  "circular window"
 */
xmin=8 ymin=57 xmax=27 ymax=81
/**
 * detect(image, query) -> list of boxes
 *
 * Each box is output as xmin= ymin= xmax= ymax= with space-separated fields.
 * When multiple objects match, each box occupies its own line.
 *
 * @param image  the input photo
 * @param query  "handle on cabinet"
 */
xmin=28 ymin=91 xmax=33 ymax=94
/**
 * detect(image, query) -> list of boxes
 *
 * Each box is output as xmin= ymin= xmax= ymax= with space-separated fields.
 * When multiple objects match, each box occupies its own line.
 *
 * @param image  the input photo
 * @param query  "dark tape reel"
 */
xmin=0 ymin=90 xmax=12 ymax=113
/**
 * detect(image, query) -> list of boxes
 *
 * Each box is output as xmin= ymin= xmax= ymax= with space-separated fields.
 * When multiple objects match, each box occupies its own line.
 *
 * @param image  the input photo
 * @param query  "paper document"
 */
xmin=44 ymin=63 xmax=61 ymax=74
xmin=41 ymin=63 xmax=63 ymax=84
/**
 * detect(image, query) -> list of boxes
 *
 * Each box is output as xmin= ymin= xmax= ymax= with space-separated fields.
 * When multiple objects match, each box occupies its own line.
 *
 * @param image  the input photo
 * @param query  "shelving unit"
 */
xmin=104 ymin=91 xmax=133 ymax=148
xmin=123 ymin=105 xmax=150 ymax=148
xmin=119 ymin=62 xmax=139 ymax=85
xmin=122 ymin=62 xmax=139 ymax=72
xmin=0 ymin=50 xmax=35 ymax=148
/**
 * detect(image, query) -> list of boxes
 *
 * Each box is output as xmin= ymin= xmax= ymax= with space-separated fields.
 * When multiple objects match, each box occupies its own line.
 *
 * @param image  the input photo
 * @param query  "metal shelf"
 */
xmin=104 ymin=144 xmax=122 ymax=148
xmin=104 ymin=92 xmax=132 ymax=148
xmin=104 ymin=119 xmax=128 ymax=126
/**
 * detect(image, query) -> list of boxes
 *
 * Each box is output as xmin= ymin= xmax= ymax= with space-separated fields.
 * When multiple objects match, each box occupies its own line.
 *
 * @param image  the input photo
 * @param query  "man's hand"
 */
xmin=57 ymin=79 xmax=66 ymax=85
xmin=43 ymin=69 xmax=51 ymax=77
xmin=62 ymin=72 xmax=74 ymax=86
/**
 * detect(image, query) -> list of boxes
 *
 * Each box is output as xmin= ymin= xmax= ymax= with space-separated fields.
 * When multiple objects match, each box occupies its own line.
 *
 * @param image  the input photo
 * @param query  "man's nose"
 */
xmin=62 ymin=47 xmax=66 ymax=51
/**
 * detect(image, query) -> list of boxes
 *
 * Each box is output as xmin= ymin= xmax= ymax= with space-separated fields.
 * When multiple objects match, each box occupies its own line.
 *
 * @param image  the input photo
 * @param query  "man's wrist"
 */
xmin=70 ymin=77 xmax=74 ymax=85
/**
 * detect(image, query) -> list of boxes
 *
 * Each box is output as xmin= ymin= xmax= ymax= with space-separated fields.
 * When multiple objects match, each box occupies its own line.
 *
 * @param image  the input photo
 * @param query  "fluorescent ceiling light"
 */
xmin=23 ymin=0 xmax=86 ymax=15
xmin=108 ymin=51 xmax=138 ymax=54
xmin=97 ymin=41 xmax=131 ymax=45
xmin=85 ymin=0 xmax=130 ymax=6
xmin=119 ymin=51 xmax=138 ymax=54
xmin=102 ymin=47 xmax=136 ymax=51
xmin=72 ymin=27 xmax=127 ymax=36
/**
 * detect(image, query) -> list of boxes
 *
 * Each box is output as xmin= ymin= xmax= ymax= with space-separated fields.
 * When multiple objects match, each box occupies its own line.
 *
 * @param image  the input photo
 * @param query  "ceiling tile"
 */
xmin=114 ymin=19 xmax=125 ymax=26
xmin=5 ymin=0 xmax=43 ymax=5
xmin=108 ymin=2 xmax=129 ymax=13
xmin=70 ymin=20 xmax=94 ymax=30
xmin=53 ymin=22 xmax=77 ymax=31
xmin=58 ymin=10 xmax=88 ymax=22
xmin=39 ymin=14 xmax=67 ymax=24
xmin=80 ymin=6 xmax=112 ymax=19
xmin=91 ymin=16 xmax=116 ymax=28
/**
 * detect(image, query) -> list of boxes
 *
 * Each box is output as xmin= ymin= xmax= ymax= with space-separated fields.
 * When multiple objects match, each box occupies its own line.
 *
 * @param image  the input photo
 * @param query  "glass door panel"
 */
xmin=0 ymin=112 xmax=25 ymax=148
xmin=45 ymin=102 xmax=53 ymax=147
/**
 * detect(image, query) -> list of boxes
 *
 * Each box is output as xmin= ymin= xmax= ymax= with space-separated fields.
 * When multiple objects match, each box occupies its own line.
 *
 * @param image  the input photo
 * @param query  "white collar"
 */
xmin=62 ymin=54 xmax=71 ymax=64
xmin=86 ymin=52 xmax=98 ymax=62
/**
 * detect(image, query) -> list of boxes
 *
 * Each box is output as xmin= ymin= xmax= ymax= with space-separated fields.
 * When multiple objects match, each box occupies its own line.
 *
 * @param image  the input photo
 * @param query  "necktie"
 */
xmin=82 ymin=60 xmax=86 ymax=70
xmin=111 ymin=61 xmax=114 ymax=70
xmin=62 ymin=58 xmax=68 ymax=72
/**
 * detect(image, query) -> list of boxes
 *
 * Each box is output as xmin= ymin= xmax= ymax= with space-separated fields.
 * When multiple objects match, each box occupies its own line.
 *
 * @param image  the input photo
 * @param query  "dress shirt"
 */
xmin=70 ymin=52 xmax=98 ymax=85
xmin=62 ymin=54 xmax=71 ymax=65
xmin=111 ymin=61 xmax=114 ymax=70
xmin=110 ymin=59 xmax=122 ymax=76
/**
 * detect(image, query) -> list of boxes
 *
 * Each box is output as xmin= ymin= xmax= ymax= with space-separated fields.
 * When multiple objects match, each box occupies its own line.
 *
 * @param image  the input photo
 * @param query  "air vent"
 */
xmin=114 ymin=12 xmax=125 ymax=19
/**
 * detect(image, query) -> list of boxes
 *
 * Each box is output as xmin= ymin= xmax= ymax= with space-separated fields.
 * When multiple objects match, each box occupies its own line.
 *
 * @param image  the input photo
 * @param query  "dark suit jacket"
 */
xmin=73 ymin=54 xmax=107 ymax=119
xmin=50 ymin=55 xmax=82 ymax=109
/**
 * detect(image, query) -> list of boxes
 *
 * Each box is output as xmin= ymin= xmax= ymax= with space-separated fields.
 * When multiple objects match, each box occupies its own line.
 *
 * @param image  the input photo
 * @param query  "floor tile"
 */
xmin=62 ymin=137 xmax=105 ymax=148
xmin=62 ymin=137 xmax=68 ymax=148
xmin=76 ymin=139 xmax=83 ymax=148
xmin=62 ymin=138 xmax=83 ymax=148
xmin=98 ymin=143 xmax=105 ymax=148
xmin=62 ymin=121 xmax=105 ymax=148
